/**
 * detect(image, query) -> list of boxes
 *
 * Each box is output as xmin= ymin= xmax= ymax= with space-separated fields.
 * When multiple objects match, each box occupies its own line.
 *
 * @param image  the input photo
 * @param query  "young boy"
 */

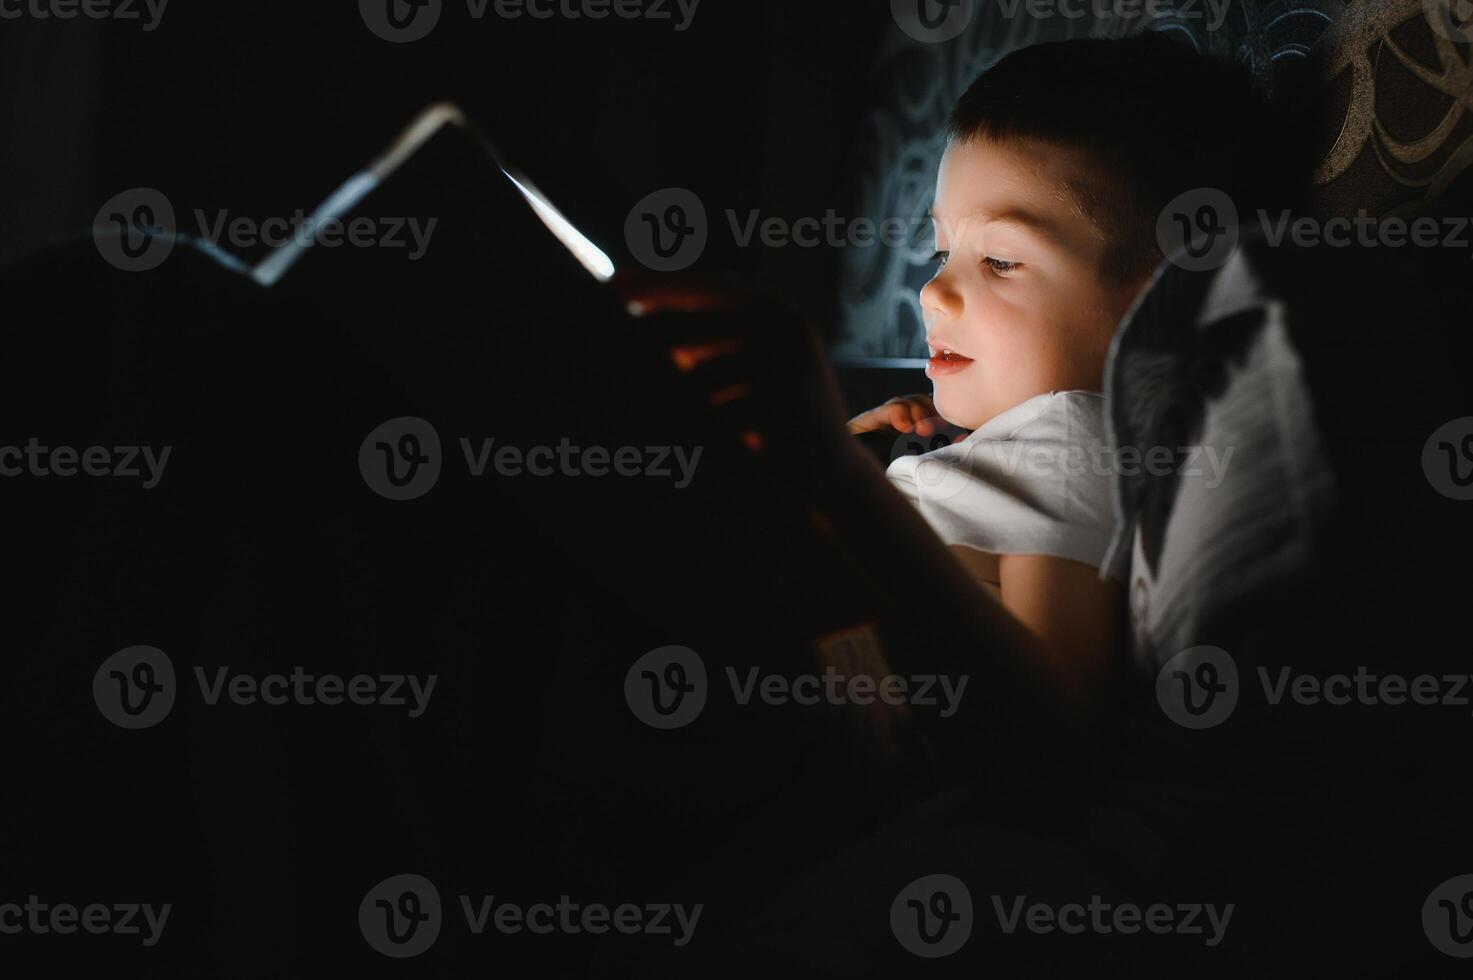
xmin=636 ymin=35 xmax=1300 ymax=976
xmin=847 ymin=33 xmax=1286 ymax=698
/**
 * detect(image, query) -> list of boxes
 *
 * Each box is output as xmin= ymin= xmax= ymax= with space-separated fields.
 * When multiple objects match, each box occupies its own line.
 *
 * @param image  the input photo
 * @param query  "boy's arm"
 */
xmin=808 ymin=437 xmax=1117 ymax=801
xmin=624 ymin=275 xmax=1115 ymax=803
xmin=948 ymin=547 xmax=1121 ymax=706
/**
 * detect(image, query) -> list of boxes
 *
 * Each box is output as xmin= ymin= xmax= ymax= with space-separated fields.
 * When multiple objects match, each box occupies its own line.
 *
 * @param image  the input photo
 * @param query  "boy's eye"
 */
xmin=929 ymin=250 xmax=949 ymax=270
xmin=984 ymin=257 xmax=1020 ymax=275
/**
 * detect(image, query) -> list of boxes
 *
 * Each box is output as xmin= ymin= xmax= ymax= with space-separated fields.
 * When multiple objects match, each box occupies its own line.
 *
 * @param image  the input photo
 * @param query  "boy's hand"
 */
xmin=847 ymin=395 xmax=947 ymax=438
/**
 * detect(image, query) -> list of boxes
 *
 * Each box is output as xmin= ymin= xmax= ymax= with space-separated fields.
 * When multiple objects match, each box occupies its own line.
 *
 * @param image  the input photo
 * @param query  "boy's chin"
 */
xmin=930 ymin=392 xmax=982 ymax=432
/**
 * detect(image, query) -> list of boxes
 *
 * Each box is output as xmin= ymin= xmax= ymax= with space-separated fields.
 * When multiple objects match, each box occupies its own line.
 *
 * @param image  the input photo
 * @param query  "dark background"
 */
xmin=0 ymin=2 xmax=892 ymax=341
xmin=3 ymin=0 xmax=1463 ymax=361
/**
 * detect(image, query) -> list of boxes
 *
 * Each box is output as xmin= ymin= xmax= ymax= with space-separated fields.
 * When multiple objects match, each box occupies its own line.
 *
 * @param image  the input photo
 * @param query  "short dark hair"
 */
xmin=947 ymin=32 xmax=1303 ymax=282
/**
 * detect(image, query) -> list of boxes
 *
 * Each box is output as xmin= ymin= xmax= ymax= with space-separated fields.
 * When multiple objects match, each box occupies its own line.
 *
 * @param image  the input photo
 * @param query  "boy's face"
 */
xmin=922 ymin=137 xmax=1148 ymax=430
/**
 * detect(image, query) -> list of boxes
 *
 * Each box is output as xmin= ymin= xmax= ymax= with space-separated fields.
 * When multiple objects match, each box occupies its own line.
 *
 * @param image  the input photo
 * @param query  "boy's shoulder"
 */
xmin=962 ymin=389 xmax=1107 ymax=447
xmin=885 ymin=387 xmax=1119 ymax=575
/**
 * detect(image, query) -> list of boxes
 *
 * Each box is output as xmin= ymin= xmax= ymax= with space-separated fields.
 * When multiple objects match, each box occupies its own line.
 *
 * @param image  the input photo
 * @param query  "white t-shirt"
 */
xmin=885 ymin=390 xmax=1120 ymax=580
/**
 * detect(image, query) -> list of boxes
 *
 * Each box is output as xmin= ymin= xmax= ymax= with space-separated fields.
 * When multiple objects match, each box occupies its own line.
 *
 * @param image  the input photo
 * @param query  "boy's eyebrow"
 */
xmin=927 ymin=206 xmax=1065 ymax=244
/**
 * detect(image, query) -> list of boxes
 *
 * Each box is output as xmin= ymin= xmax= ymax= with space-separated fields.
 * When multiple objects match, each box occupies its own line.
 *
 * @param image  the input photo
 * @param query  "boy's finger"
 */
xmin=847 ymin=404 xmax=910 ymax=434
xmin=869 ymin=404 xmax=912 ymax=432
xmin=907 ymin=403 xmax=934 ymax=433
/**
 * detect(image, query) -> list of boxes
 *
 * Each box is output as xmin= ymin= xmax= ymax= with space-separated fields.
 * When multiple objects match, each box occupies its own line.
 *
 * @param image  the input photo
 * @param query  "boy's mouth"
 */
xmin=926 ymin=346 xmax=975 ymax=379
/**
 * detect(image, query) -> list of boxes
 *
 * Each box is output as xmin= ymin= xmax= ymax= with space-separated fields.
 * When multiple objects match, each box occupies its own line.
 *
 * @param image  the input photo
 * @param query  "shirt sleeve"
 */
xmin=884 ymin=392 xmax=1120 ymax=579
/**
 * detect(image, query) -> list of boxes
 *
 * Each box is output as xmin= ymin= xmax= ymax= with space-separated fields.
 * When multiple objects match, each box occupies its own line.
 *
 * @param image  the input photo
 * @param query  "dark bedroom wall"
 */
xmin=0 ymin=2 xmax=892 ymax=343
xmin=0 ymin=17 xmax=101 ymax=264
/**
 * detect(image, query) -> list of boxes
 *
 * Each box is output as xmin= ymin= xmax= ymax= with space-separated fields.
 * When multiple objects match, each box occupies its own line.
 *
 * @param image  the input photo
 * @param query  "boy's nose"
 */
xmin=920 ymin=271 xmax=962 ymax=322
